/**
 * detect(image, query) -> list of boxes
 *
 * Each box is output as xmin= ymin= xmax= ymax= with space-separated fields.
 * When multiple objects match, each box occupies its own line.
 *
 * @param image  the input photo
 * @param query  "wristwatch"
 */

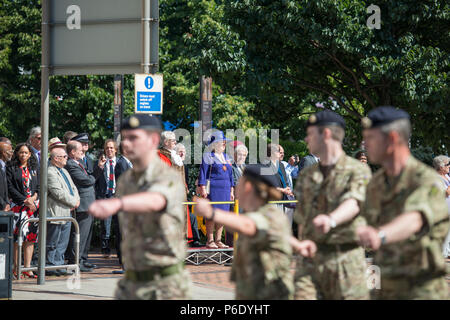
xmin=378 ymin=229 xmax=386 ymax=245
xmin=328 ymin=216 xmax=337 ymax=229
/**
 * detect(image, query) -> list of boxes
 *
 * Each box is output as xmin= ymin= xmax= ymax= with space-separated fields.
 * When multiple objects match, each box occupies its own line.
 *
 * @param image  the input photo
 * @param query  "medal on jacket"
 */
xmin=222 ymin=165 xmax=227 ymax=171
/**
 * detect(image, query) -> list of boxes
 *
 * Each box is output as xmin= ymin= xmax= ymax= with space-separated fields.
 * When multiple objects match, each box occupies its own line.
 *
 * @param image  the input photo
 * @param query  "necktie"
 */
xmin=77 ymin=161 xmax=87 ymax=175
xmin=108 ymin=159 xmax=115 ymax=195
xmin=58 ymin=168 xmax=74 ymax=196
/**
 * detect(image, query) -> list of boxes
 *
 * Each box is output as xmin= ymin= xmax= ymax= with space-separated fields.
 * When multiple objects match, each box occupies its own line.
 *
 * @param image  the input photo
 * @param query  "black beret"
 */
xmin=307 ymin=110 xmax=345 ymax=129
xmin=120 ymin=114 xmax=162 ymax=132
xmin=242 ymin=164 xmax=279 ymax=189
xmin=70 ymin=133 xmax=89 ymax=143
xmin=362 ymin=106 xmax=410 ymax=129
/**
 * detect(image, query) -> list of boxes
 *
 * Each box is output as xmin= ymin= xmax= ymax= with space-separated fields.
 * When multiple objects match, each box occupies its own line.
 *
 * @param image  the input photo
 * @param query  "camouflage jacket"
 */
xmin=231 ymin=204 xmax=294 ymax=299
xmin=115 ymin=155 xmax=187 ymax=271
xmin=293 ymin=154 xmax=372 ymax=244
xmin=363 ymin=156 xmax=449 ymax=278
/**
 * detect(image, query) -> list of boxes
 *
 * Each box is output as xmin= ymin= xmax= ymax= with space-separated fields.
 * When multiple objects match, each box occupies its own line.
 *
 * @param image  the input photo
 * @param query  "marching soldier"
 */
xmin=357 ymin=106 xmax=449 ymax=300
xmin=293 ymin=110 xmax=372 ymax=300
xmin=88 ymin=114 xmax=192 ymax=300
xmin=195 ymin=164 xmax=317 ymax=300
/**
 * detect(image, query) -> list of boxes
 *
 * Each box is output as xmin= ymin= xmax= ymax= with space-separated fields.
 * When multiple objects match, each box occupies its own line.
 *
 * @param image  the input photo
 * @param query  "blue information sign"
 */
xmin=135 ymin=74 xmax=163 ymax=114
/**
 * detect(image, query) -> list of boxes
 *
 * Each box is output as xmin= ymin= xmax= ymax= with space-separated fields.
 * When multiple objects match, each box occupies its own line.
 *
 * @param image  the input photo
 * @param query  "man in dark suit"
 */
xmin=94 ymin=139 xmax=124 ymax=257
xmin=0 ymin=142 xmax=12 ymax=210
xmin=0 ymin=163 xmax=9 ymax=211
xmin=70 ymin=133 xmax=94 ymax=174
xmin=65 ymin=140 xmax=104 ymax=272
xmin=298 ymin=153 xmax=319 ymax=173
xmin=28 ymin=126 xmax=42 ymax=170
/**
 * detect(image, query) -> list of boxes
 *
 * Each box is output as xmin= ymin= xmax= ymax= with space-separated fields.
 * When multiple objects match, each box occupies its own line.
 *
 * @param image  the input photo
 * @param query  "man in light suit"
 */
xmin=46 ymin=147 xmax=80 ymax=276
xmin=65 ymin=140 xmax=104 ymax=272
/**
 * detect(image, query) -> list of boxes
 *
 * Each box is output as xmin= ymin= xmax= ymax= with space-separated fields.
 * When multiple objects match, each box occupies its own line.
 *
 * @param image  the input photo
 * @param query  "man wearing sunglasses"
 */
xmin=28 ymin=126 xmax=42 ymax=169
xmin=46 ymin=145 xmax=80 ymax=276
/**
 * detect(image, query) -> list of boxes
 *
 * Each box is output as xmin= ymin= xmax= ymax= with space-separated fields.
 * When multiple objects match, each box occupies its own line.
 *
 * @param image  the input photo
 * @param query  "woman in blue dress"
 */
xmin=198 ymin=131 xmax=235 ymax=248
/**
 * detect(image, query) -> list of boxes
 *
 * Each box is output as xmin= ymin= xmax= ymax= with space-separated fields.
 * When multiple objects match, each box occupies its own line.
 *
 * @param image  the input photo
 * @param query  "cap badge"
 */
xmin=129 ymin=116 xmax=140 ymax=128
xmin=361 ymin=117 xmax=372 ymax=129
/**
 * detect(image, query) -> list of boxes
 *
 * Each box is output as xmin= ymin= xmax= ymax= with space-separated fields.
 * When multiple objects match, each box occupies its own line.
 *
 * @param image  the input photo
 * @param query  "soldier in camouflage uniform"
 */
xmin=357 ymin=106 xmax=449 ymax=300
xmin=89 ymin=114 xmax=192 ymax=300
xmin=293 ymin=110 xmax=371 ymax=300
xmin=195 ymin=164 xmax=315 ymax=300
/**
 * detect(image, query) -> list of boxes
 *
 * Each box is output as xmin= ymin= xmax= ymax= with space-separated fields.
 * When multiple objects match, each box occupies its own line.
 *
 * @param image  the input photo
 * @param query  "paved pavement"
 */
xmin=11 ymin=251 xmax=235 ymax=300
xmin=10 ymin=251 xmax=450 ymax=300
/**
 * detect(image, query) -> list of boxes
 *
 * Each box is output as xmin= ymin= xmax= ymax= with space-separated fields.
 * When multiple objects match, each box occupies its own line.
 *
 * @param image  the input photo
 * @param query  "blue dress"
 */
xmin=198 ymin=152 xmax=235 ymax=211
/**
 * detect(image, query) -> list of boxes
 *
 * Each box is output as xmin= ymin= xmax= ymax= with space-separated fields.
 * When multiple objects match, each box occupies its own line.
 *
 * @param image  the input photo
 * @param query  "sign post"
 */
xmin=39 ymin=0 xmax=155 ymax=284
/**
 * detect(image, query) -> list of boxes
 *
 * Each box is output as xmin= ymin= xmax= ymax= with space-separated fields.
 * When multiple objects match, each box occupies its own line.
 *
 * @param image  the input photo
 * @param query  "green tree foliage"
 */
xmin=1 ymin=0 xmax=448 ymax=158
xmin=194 ymin=0 xmax=449 ymax=153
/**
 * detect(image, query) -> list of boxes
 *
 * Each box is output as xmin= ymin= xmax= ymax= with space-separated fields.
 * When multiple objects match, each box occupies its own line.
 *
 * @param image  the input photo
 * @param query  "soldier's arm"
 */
xmin=357 ymin=211 xmax=423 ymax=250
xmin=88 ymin=192 xmax=166 ymax=219
xmin=313 ymin=198 xmax=360 ymax=234
xmin=289 ymin=237 xmax=317 ymax=258
xmin=194 ymin=196 xmax=257 ymax=236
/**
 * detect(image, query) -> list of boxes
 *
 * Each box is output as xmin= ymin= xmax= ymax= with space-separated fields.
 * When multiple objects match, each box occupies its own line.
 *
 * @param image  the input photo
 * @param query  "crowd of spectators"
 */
xmin=0 ymin=127 xmax=133 ymax=278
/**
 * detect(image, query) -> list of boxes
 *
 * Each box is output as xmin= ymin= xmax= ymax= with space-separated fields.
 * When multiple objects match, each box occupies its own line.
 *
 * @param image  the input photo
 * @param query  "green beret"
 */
xmin=243 ymin=164 xmax=279 ymax=189
xmin=121 ymin=114 xmax=162 ymax=132
xmin=362 ymin=106 xmax=410 ymax=129
xmin=307 ymin=110 xmax=345 ymax=129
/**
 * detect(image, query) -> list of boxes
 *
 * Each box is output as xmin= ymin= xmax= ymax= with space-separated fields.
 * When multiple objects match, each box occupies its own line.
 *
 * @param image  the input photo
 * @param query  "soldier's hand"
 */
xmin=313 ymin=214 xmax=332 ymax=234
xmin=294 ymin=240 xmax=317 ymax=258
xmin=193 ymin=196 xmax=213 ymax=218
xmin=357 ymin=226 xmax=381 ymax=250
xmin=88 ymin=198 xmax=121 ymax=219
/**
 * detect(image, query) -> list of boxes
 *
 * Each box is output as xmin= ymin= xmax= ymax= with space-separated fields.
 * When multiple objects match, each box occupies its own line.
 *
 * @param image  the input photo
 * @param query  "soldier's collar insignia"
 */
xmin=309 ymin=114 xmax=317 ymax=124
xmin=129 ymin=116 xmax=140 ymax=128
xmin=361 ymin=117 xmax=372 ymax=129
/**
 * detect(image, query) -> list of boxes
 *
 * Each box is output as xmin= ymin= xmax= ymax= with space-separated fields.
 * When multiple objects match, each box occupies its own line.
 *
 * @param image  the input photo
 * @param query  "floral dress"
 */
xmin=12 ymin=166 xmax=39 ymax=243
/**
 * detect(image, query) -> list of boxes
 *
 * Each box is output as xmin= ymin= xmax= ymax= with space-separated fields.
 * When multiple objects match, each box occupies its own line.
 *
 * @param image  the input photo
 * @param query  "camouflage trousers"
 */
xmin=294 ymin=246 xmax=370 ymax=300
xmin=373 ymin=275 xmax=448 ymax=300
xmin=115 ymin=269 xmax=192 ymax=300
xmin=235 ymin=277 xmax=294 ymax=300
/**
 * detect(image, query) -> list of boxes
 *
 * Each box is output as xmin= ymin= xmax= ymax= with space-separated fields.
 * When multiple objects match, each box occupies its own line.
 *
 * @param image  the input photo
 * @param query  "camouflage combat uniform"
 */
xmin=363 ymin=156 xmax=449 ymax=300
xmin=231 ymin=204 xmax=294 ymax=300
xmin=293 ymin=154 xmax=372 ymax=300
xmin=114 ymin=156 xmax=192 ymax=300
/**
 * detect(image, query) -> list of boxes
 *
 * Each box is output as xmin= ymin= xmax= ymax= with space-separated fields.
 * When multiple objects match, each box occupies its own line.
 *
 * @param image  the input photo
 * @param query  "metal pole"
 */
xmin=234 ymin=199 xmax=239 ymax=242
xmin=150 ymin=0 xmax=159 ymax=74
xmin=113 ymin=74 xmax=124 ymax=142
xmin=142 ymin=0 xmax=150 ymax=74
xmin=38 ymin=0 xmax=50 ymax=285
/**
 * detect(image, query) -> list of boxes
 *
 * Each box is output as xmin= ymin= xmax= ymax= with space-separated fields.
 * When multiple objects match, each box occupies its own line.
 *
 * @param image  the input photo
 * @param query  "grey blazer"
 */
xmin=47 ymin=164 xmax=80 ymax=224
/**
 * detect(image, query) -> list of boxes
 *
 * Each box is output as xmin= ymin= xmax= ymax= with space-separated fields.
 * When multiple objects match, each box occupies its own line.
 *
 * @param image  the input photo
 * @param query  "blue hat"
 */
xmin=307 ymin=110 xmax=346 ymax=129
xmin=207 ymin=130 xmax=230 ymax=145
xmin=121 ymin=114 xmax=162 ymax=132
xmin=362 ymin=106 xmax=410 ymax=129
xmin=70 ymin=133 xmax=89 ymax=143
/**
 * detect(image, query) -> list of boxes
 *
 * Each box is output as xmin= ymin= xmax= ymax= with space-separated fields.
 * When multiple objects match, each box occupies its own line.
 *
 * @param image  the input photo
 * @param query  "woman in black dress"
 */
xmin=7 ymin=143 xmax=40 ymax=279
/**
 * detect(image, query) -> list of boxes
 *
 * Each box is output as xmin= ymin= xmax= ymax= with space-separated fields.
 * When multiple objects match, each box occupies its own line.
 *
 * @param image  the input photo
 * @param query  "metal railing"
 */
xmin=17 ymin=216 xmax=80 ymax=278
xmin=183 ymin=199 xmax=298 ymax=242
